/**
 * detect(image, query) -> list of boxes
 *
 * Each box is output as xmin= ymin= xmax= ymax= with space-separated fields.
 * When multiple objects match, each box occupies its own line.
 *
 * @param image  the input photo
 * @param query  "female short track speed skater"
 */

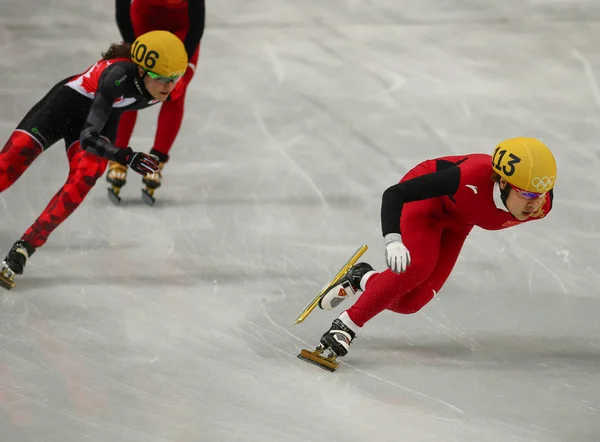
xmin=299 ymin=138 xmax=557 ymax=371
xmin=107 ymin=0 xmax=206 ymax=205
xmin=0 ymin=30 xmax=188 ymax=290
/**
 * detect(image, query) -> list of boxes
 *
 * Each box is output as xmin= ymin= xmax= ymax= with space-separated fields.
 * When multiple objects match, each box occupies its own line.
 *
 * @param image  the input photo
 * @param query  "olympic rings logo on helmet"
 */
xmin=531 ymin=176 xmax=555 ymax=192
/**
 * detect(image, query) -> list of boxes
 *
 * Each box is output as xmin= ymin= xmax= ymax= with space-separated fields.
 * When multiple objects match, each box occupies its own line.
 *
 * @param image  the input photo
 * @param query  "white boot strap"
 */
xmin=15 ymin=247 xmax=29 ymax=260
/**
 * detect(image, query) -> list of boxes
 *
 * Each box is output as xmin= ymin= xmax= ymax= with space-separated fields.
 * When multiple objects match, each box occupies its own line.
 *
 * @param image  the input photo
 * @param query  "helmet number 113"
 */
xmin=492 ymin=148 xmax=521 ymax=177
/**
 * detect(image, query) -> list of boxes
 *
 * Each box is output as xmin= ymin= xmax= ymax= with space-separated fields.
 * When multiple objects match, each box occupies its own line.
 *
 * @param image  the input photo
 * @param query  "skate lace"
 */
xmin=15 ymin=246 xmax=30 ymax=260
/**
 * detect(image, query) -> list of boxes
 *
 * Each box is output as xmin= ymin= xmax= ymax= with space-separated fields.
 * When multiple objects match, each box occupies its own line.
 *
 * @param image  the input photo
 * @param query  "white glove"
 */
xmin=384 ymin=233 xmax=411 ymax=274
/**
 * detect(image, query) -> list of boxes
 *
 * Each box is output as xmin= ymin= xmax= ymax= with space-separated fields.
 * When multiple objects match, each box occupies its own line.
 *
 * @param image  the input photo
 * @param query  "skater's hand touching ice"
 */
xmin=384 ymin=233 xmax=411 ymax=274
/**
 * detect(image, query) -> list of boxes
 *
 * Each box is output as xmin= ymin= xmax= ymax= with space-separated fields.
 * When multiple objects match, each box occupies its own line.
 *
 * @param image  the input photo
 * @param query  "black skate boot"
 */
xmin=320 ymin=318 xmax=357 ymax=357
xmin=0 ymin=240 xmax=36 ymax=290
xmin=297 ymin=315 xmax=358 ymax=372
xmin=318 ymin=262 xmax=374 ymax=310
xmin=106 ymin=161 xmax=128 ymax=205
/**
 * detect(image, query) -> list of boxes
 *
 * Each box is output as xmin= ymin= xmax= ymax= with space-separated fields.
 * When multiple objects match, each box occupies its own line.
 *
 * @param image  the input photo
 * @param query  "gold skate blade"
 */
xmin=294 ymin=245 xmax=368 ymax=324
xmin=297 ymin=348 xmax=339 ymax=372
xmin=0 ymin=272 xmax=16 ymax=290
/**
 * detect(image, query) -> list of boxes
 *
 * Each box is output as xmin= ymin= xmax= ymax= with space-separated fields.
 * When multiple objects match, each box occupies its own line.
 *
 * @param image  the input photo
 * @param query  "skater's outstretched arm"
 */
xmin=80 ymin=64 xmax=159 ymax=175
xmin=381 ymin=162 xmax=463 ymax=274
xmin=80 ymin=63 xmax=131 ymax=160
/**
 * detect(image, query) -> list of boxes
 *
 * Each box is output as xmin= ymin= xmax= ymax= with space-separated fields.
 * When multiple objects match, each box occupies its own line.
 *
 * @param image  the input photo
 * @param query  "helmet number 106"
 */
xmin=132 ymin=41 xmax=159 ymax=70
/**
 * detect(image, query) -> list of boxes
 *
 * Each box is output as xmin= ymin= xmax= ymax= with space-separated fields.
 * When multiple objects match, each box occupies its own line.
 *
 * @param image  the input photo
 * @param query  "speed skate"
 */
xmin=0 ymin=264 xmax=16 ymax=290
xmin=297 ymin=346 xmax=341 ymax=372
xmin=295 ymin=245 xmax=367 ymax=372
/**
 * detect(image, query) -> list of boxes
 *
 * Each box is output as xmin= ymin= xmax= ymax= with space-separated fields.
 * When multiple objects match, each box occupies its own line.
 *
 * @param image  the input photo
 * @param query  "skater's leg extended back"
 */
xmin=0 ymin=131 xmax=43 ymax=192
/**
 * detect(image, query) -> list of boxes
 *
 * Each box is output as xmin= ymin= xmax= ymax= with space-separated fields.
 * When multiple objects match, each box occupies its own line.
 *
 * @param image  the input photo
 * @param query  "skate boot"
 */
xmin=297 ymin=315 xmax=358 ymax=372
xmin=141 ymin=161 xmax=164 ymax=206
xmin=106 ymin=161 xmax=128 ymax=205
xmin=0 ymin=240 xmax=36 ymax=290
xmin=319 ymin=317 xmax=357 ymax=357
xmin=318 ymin=262 xmax=374 ymax=310
xmin=294 ymin=245 xmax=368 ymax=325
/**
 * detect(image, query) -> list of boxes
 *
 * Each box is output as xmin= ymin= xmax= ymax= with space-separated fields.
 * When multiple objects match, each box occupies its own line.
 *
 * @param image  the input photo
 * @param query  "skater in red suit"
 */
xmin=107 ymin=0 xmax=206 ymax=205
xmin=0 ymin=30 xmax=188 ymax=290
xmin=313 ymin=138 xmax=557 ymax=360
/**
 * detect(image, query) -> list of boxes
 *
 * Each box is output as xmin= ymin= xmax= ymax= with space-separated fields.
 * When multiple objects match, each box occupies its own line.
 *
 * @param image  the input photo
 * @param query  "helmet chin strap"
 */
xmin=134 ymin=74 xmax=145 ymax=95
xmin=134 ymin=73 xmax=154 ymax=100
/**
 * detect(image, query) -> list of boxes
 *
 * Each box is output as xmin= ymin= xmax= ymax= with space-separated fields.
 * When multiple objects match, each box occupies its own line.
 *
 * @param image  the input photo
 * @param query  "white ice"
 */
xmin=1 ymin=1 xmax=599 ymax=441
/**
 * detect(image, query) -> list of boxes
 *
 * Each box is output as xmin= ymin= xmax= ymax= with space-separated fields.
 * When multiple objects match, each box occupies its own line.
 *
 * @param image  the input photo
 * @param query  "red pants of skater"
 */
xmin=346 ymin=175 xmax=473 ymax=327
xmin=0 ymin=131 xmax=108 ymax=248
xmin=114 ymin=4 xmax=200 ymax=158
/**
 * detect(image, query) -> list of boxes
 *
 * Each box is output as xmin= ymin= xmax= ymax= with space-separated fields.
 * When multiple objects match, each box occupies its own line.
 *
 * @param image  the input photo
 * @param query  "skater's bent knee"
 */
xmin=78 ymin=156 xmax=108 ymax=181
xmin=387 ymin=290 xmax=436 ymax=315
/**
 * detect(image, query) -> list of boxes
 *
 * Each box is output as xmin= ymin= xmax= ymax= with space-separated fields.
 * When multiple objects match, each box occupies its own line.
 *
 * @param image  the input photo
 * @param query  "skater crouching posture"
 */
xmin=107 ymin=0 xmax=206 ymax=205
xmin=300 ymin=138 xmax=557 ymax=370
xmin=0 ymin=30 xmax=188 ymax=290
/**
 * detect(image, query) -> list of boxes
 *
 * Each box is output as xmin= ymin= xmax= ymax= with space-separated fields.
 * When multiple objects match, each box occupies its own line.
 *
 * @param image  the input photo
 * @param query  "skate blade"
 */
xmin=107 ymin=187 xmax=122 ymax=205
xmin=297 ymin=348 xmax=339 ymax=372
xmin=0 ymin=272 xmax=16 ymax=290
xmin=294 ymin=245 xmax=368 ymax=325
xmin=141 ymin=188 xmax=156 ymax=206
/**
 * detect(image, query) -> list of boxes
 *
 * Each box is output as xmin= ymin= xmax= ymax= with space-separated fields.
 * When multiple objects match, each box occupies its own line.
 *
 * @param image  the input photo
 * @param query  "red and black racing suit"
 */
xmin=0 ymin=57 xmax=182 ymax=253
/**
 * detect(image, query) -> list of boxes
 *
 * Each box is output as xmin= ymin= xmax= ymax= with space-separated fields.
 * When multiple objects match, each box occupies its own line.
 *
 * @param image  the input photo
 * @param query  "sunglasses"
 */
xmin=508 ymin=183 xmax=545 ymax=200
xmin=145 ymin=70 xmax=182 ymax=84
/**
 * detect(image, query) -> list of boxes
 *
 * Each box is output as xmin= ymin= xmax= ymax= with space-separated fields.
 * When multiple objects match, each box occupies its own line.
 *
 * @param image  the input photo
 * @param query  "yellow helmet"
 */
xmin=492 ymin=137 xmax=557 ymax=193
xmin=130 ymin=30 xmax=187 ymax=77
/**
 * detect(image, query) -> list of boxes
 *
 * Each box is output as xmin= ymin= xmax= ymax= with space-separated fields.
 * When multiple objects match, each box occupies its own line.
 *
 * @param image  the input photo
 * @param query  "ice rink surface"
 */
xmin=1 ymin=1 xmax=600 ymax=441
